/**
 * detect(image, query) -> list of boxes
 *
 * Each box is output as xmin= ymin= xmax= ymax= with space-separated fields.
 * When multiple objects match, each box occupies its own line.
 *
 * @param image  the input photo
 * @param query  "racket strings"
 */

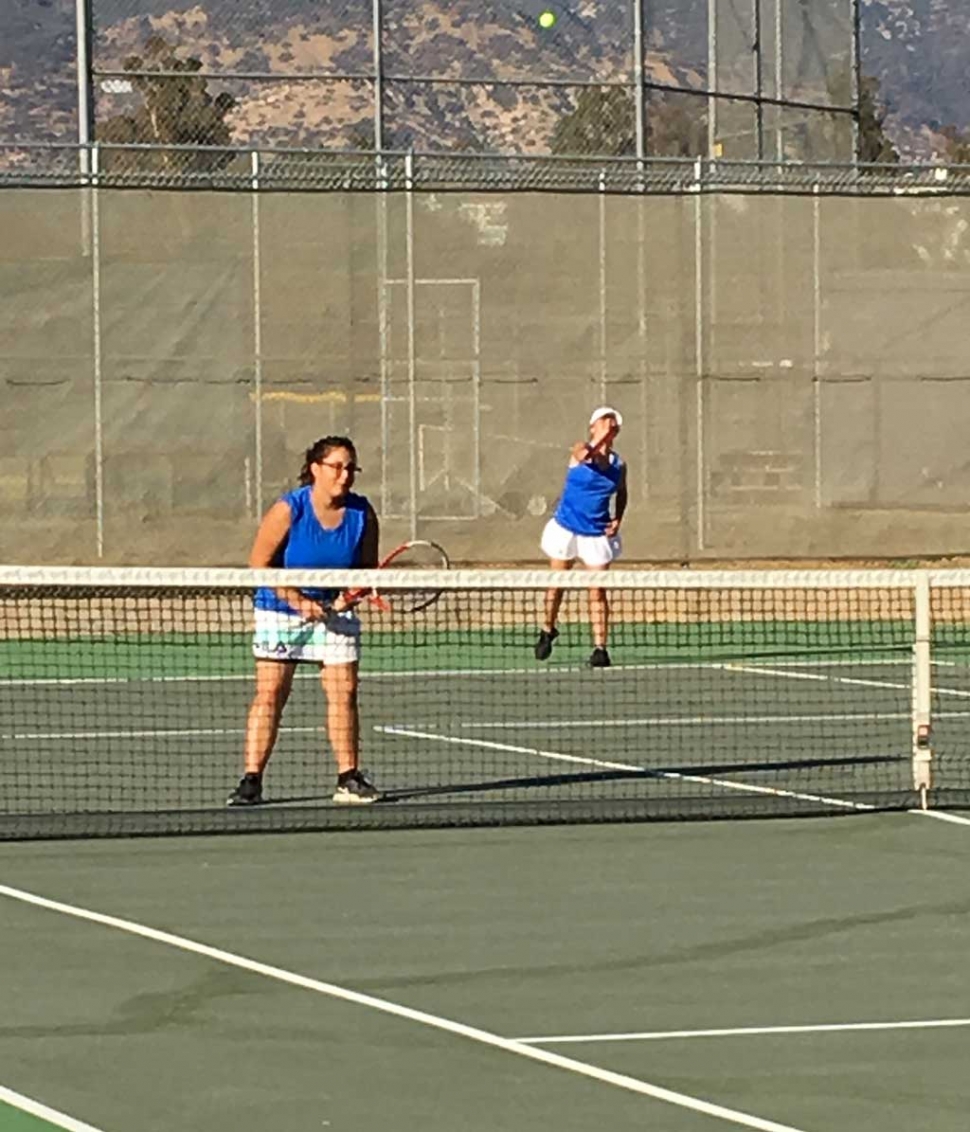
xmin=376 ymin=540 xmax=450 ymax=614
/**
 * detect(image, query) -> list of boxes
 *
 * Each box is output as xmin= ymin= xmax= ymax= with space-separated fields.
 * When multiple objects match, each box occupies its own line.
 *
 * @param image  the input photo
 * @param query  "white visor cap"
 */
xmin=588 ymin=405 xmax=623 ymax=429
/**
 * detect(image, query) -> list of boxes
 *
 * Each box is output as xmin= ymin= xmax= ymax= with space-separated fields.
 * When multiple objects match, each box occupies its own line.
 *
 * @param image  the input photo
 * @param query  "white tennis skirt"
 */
xmin=540 ymin=517 xmax=622 ymax=567
xmin=252 ymin=608 xmax=361 ymax=665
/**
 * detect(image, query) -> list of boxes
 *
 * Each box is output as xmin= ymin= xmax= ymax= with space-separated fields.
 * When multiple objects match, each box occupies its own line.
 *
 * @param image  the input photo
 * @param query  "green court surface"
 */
xmin=4 ymin=626 xmax=970 ymax=838
xmin=0 ymin=1090 xmax=105 ymax=1132
xmin=6 ymin=573 xmax=970 ymax=836
xmin=0 ymin=1103 xmax=71 ymax=1132
xmin=0 ymin=1112 xmax=59 ymax=1131
xmin=0 ymin=619 xmax=917 ymax=680
xmin=1 ymin=815 xmax=969 ymax=1131
xmin=1 ymin=648 xmax=937 ymax=836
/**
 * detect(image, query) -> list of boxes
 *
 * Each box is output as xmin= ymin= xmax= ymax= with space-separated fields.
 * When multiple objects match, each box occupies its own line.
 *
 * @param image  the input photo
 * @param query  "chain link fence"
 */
xmin=4 ymin=0 xmax=859 ymax=162
xmin=3 ymin=149 xmax=970 ymax=565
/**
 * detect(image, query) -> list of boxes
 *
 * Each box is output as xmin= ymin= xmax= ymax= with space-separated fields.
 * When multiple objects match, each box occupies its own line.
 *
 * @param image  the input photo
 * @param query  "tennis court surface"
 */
xmin=1 ymin=815 xmax=969 ymax=1132
xmin=2 ymin=566 xmax=970 ymax=838
xmin=2 ymin=566 xmax=969 ymax=1129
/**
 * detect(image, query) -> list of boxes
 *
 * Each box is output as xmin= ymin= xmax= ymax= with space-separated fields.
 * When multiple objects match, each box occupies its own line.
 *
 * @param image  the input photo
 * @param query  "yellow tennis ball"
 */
xmin=538 ymin=10 xmax=556 ymax=29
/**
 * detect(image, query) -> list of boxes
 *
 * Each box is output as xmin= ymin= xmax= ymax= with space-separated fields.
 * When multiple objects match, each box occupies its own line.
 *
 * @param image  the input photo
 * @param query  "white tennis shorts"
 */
xmin=252 ymin=608 xmax=360 ymax=665
xmin=540 ymin=517 xmax=621 ymax=567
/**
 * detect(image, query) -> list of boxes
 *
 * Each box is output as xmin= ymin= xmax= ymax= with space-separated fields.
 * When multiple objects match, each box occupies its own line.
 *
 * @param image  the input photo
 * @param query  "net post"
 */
xmin=911 ymin=572 xmax=933 ymax=809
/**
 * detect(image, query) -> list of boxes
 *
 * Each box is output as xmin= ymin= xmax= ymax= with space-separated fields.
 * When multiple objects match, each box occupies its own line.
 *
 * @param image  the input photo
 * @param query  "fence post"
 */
xmin=250 ymin=150 xmax=263 ymax=518
xmin=706 ymin=0 xmax=718 ymax=159
xmin=371 ymin=0 xmax=384 ymax=152
xmin=851 ymin=0 xmax=862 ymax=163
xmin=752 ymin=0 xmax=764 ymax=160
xmin=405 ymin=150 xmax=418 ymax=541
xmin=598 ymin=168 xmax=608 ymax=403
xmin=773 ymin=0 xmax=785 ymax=159
xmin=90 ymin=143 xmax=104 ymax=558
xmin=633 ymin=0 xmax=645 ymax=161
xmin=75 ymin=0 xmax=94 ymax=164
xmin=693 ymin=157 xmax=706 ymax=553
xmin=812 ymin=182 xmax=823 ymax=509
xmin=75 ymin=0 xmax=94 ymax=256
xmin=377 ymin=169 xmax=390 ymax=517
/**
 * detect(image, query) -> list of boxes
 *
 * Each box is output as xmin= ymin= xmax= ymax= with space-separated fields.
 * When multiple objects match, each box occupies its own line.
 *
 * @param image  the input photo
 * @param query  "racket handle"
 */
xmin=342 ymin=588 xmax=391 ymax=614
xmin=342 ymin=586 xmax=371 ymax=605
xmin=324 ymin=608 xmax=361 ymax=638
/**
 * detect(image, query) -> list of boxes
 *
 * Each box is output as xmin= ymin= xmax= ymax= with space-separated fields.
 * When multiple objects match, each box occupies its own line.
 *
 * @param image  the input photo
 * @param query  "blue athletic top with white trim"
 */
xmin=553 ymin=451 xmax=623 ymax=537
xmin=254 ymin=485 xmax=369 ymax=615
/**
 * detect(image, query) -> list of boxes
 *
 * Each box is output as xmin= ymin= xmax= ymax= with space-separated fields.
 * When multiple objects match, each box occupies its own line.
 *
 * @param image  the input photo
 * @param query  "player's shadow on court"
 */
xmin=262 ymin=753 xmax=899 ymax=806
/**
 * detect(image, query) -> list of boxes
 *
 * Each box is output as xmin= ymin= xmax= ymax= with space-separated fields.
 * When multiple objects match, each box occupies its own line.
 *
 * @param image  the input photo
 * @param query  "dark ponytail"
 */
xmin=298 ymin=436 xmax=357 ymax=486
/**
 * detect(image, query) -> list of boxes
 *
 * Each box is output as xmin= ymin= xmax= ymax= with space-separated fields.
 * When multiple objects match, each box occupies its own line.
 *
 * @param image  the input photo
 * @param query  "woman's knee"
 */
xmin=252 ymin=672 xmax=292 ymax=712
xmin=323 ymin=664 xmax=358 ymax=700
xmin=251 ymin=690 xmax=287 ymax=718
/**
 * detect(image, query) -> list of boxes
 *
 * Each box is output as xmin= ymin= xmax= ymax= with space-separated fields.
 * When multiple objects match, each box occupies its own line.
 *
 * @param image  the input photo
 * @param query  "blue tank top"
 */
xmin=254 ymin=485 xmax=369 ymax=614
xmin=553 ymin=451 xmax=623 ymax=537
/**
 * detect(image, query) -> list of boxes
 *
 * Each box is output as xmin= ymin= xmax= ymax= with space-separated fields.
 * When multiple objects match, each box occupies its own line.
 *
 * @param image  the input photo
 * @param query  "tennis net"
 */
xmin=2 ymin=566 xmax=969 ymax=840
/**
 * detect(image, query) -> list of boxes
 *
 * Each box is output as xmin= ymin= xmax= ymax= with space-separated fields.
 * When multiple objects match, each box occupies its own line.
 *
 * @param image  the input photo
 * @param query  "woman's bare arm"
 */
xmin=249 ymin=500 xmax=325 ymax=620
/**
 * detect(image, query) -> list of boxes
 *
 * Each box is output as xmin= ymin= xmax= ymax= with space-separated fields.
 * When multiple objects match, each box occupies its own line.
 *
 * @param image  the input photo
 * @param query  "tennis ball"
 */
xmin=538 ymin=10 xmax=557 ymax=29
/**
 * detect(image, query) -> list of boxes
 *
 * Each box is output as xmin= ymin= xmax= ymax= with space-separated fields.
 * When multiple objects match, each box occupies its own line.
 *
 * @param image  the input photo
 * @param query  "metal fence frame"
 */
xmin=7 ymin=143 xmax=970 ymax=196
xmin=5 ymin=144 xmax=970 ymax=560
xmin=69 ymin=0 xmax=862 ymax=163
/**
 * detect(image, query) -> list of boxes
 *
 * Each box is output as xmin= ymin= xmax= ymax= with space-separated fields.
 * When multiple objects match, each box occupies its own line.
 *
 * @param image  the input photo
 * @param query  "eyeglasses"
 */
xmin=319 ymin=460 xmax=361 ymax=475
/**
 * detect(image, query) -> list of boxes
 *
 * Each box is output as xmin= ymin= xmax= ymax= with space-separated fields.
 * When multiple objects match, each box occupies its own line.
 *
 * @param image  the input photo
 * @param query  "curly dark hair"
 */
xmin=298 ymin=436 xmax=358 ymax=486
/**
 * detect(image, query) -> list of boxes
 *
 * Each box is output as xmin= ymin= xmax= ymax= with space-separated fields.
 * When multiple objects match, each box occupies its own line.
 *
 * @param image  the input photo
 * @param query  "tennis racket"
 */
xmin=325 ymin=539 xmax=450 ymax=633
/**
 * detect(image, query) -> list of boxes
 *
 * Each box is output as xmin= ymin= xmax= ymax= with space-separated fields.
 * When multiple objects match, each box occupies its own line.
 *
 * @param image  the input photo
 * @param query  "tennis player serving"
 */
xmin=535 ymin=407 xmax=627 ymax=668
xmin=228 ymin=436 xmax=380 ymax=807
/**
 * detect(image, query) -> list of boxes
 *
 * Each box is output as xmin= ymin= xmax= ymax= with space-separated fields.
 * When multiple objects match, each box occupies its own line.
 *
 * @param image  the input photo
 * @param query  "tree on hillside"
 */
xmin=938 ymin=125 xmax=970 ymax=164
xmin=346 ymin=123 xmax=377 ymax=152
xmin=550 ymin=87 xmax=636 ymax=158
xmin=550 ymin=86 xmax=706 ymax=159
xmin=646 ymin=94 xmax=706 ymax=158
xmin=99 ymin=36 xmax=236 ymax=172
xmin=857 ymin=75 xmax=899 ymax=164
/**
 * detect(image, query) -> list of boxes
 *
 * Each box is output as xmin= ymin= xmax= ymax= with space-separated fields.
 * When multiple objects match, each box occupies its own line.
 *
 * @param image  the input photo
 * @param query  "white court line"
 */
xmin=515 ymin=1018 xmax=970 ymax=1044
xmin=10 ymin=709 xmax=970 ymax=745
xmin=0 ymin=663 xmax=733 ymax=689
xmin=725 ymin=663 xmax=970 ymax=699
xmin=460 ymin=712 xmax=916 ymax=730
xmin=0 ymin=725 xmax=323 ymax=742
xmin=375 ymin=726 xmax=874 ymax=812
xmin=700 ymin=657 xmax=910 ymax=669
xmin=0 ymin=884 xmax=809 ymax=1132
xmin=0 ymin=1084 xmax=106 ymax=1132
xmin=718 ymin=666 xmax=970 ymax=825
xmin=0 ymin=656 xmax=916 ymax=689
xmin=11 ymin=709 xmax=970 ymax=746
xmin=2 ymin=674 xmax=253 ymax=688
xmin=381 ymin=726 xmax=970 ymax=828
xmin=916 ymin=810 xmax=970 ymax=827
xmin=725 ymin=665 xmax=909 ymax=694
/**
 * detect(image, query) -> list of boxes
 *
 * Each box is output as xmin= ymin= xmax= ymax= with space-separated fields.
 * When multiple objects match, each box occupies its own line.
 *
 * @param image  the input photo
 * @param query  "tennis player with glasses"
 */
xmin=227 ymin=436 xmax=381 ymax=808
xmin=535 ymin=407 xmax=628 ymax=668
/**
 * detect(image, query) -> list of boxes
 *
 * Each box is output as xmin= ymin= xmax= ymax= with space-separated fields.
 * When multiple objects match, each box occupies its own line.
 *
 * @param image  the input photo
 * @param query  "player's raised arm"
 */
xmin=605 ymin=464 xmax=628 ymax=538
